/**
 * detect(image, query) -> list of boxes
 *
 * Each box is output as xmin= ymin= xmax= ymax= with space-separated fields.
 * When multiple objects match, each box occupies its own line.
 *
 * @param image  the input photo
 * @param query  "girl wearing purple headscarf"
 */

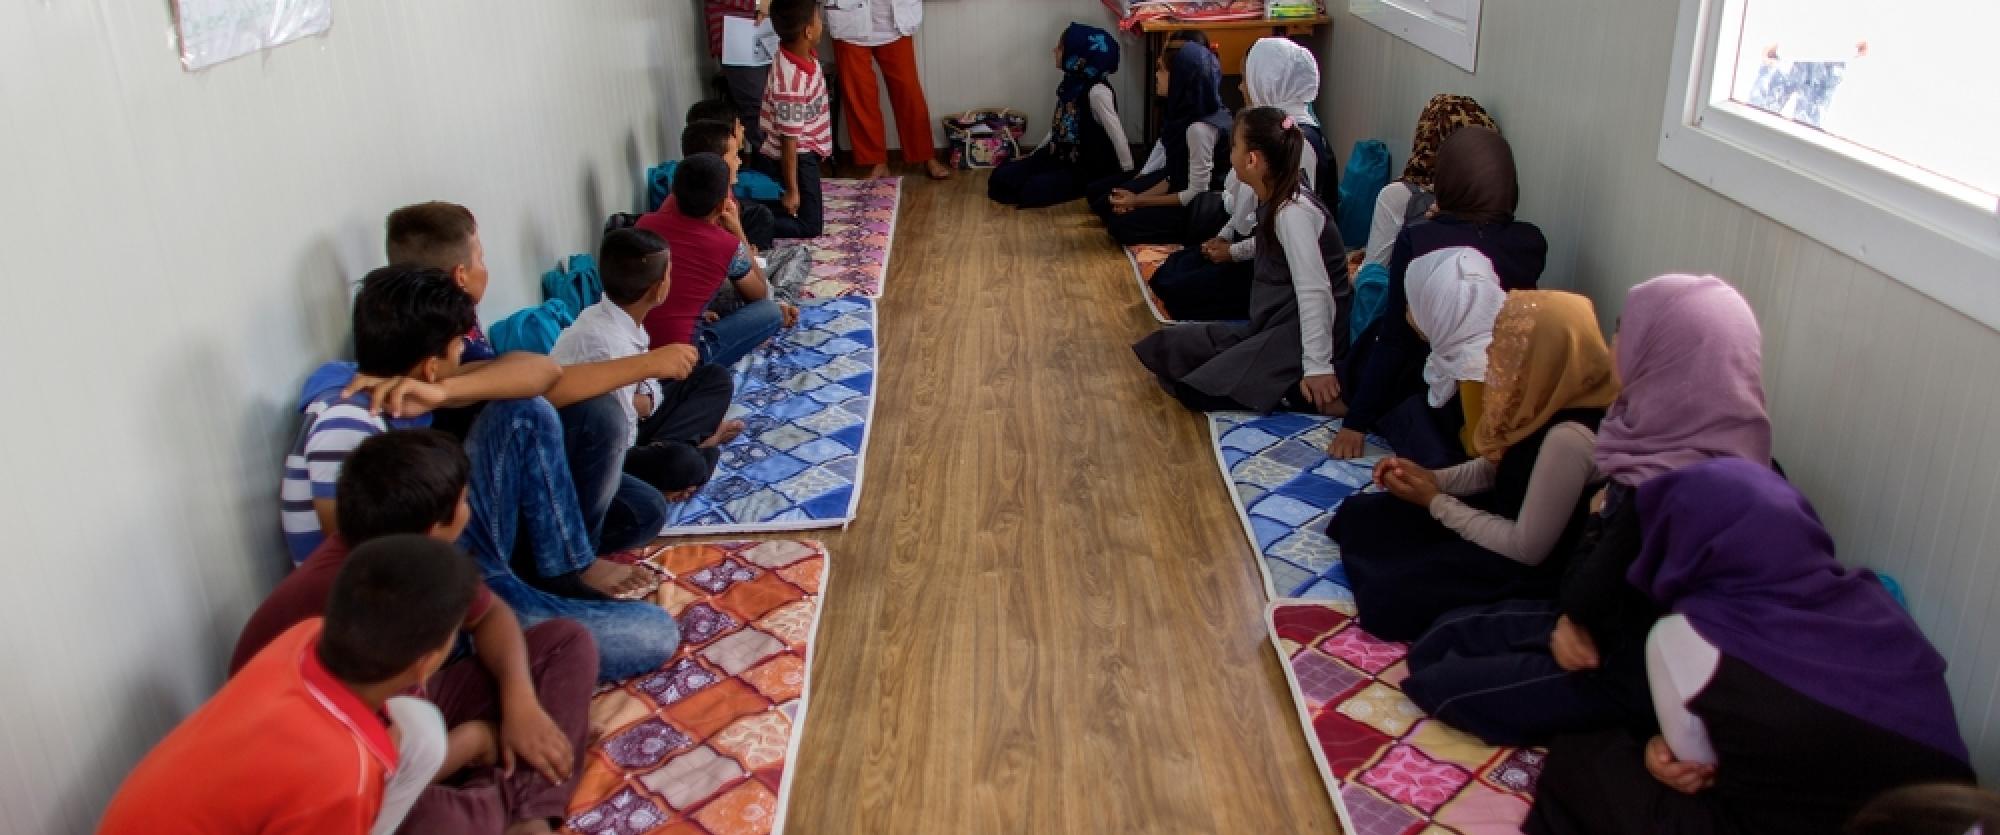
xmin=1400 ymin=275 xmax=1772 ymax=747
xmin=1526 ymin=457 xmax=1972 ymax=835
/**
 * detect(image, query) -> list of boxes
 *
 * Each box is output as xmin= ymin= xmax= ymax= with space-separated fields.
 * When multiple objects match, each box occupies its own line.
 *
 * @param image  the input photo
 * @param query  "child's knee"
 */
xmin=594 ymin=603 xmax=682 ymax=681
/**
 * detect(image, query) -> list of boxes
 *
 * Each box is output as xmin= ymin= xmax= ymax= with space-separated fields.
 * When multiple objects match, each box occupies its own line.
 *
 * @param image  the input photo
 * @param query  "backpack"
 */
xmin=1349 ymin=261 xmax=1390 ymax=346
xmin=944 ymin=108 xmax=1027 ymax=170
xmin=487 ymin=299 xmax=575 ymax=355
xmin=541 ymin=253 xmax=603 ymax=315
xmin=1336 ymin=139 xmax=1392 ymax=250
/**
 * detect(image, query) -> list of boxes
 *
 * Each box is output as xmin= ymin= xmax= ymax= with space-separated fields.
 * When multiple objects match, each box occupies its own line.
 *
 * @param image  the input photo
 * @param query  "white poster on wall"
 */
xmin=174 ymin=0 xmax=333 ymax=71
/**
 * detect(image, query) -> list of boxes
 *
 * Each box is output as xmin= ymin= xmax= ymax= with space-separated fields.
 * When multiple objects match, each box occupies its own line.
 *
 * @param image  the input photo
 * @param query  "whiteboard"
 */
xmin=174 ymin=0 xmax=333 ymax=71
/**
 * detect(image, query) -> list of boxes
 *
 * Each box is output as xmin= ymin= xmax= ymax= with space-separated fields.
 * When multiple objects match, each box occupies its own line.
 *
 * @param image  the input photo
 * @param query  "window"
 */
xmin=1349 ymin=0 xmax=1482 ymax=73
xmin=1660 ymin=0 xmax=2000 ymax=329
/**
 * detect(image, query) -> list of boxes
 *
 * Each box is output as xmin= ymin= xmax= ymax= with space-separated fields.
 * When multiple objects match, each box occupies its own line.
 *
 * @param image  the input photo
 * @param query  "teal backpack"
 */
xmin=488 ymin=299 xmax=575 ymax=355
xmin=541 ymin=253 xmax=602 ymax=317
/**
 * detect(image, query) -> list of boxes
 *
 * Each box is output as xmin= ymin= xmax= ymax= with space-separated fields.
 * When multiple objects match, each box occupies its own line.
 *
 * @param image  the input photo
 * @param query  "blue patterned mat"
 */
xmin=663 ymin=296 xmax=878 ymax=534
xmin=1210 ymin=412 xmax=1389 ymax=601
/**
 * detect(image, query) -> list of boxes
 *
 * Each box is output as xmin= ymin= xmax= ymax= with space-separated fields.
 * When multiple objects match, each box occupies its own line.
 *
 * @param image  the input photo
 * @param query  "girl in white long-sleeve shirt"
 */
xmin=1132 ymin=107 xmax=1351 ymax=415
xmin=1093 ymin=35 xmax=1233 ymax=245
xmin=988 ymin=23 xmax=1134 ymax=209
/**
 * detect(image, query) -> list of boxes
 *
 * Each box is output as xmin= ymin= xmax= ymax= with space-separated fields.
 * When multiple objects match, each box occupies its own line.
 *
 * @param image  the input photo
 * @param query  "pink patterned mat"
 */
xmin=1268 ymin=599 xmax=1544 ymax=835
xmin=796 ymin=178 xmax=899 ymax=300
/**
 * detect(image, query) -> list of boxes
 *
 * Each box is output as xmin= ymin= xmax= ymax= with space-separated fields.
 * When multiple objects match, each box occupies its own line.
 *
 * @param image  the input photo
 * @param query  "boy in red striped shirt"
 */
xmin=752 ymin=0 xmax=830 ymax=239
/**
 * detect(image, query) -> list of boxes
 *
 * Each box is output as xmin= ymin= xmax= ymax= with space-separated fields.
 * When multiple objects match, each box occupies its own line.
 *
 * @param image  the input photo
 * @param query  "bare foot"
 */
xmin=866 ymin=163 xmax=892 ymax=179
xmin=700 ymin=419 xmax=746 ymax=449
xmin=504 ymin=818 xmax=557 ymax=835
xmin=581 ymin=559 xmax=657 ymax=598
xmin=925 ymin=158 xmax=954 ymax=180
xmin=665 ymin=485 xmax=700 ymax=503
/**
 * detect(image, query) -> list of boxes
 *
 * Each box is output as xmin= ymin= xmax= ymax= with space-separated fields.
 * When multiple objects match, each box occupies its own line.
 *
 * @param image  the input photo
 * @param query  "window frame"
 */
xmin=1348 ymin=0 xmax=1482 ymax=73
xmin=1658 ymin=0 xmax=2000 ymax=330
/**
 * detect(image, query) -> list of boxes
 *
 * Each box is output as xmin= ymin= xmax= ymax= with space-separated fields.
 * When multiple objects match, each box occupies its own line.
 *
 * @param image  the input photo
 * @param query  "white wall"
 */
xmin=0 ymin=3 xmax=707 ymax=832
xmin=1314 ymin=2 xmax=2000 ymax=778
xmin=834 ymin=0 xmax=1146 ymax=153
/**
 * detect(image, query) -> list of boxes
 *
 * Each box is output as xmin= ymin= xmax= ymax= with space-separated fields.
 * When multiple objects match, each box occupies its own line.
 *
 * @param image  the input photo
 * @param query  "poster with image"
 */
xmin=173 ymin=0 xmax=332 ymax=71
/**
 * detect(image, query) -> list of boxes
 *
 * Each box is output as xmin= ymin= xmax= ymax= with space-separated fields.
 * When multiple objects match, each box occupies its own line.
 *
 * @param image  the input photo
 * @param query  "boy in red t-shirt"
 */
xmin=751 ymin=0 xmax=831 ymax=239
xmin=234 ymin=429 xmax=598 ymax=835
xmin=639 ymin=154 xmax=799 ymax=368
xmin=99 ymin=535 xmax=476 ymax=835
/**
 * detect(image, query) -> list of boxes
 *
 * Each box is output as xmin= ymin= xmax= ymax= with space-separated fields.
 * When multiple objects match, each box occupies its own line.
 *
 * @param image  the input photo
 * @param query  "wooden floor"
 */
xmin=778 ymin=169 xmax=1341 ymax=834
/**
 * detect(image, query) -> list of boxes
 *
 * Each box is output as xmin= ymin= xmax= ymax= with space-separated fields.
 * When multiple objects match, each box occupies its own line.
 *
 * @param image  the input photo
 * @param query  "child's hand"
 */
xmin=718 ymin=197 xmax=743 ymax=233
xmin=1382 ymin=459 xmax=1441 ymax=507
xmin=633 ymin=390 xmax=656 ymax=418
xmin=1645 ymin=735 xmax=1716 ymax=795
xmin=1109 ymin=190 xmax=1136 ymax=215
xmin=703 ymin=311 xmax=722 ymax=323
xmin=342 ymin=375 xmax=448 ymax=419
xmin=1299 ymin=373 xmax=1341 ymax=414
xmin=500 ymin=702 xmax=574 ymax=786
xmin=1328 ymin=427 xmax=1368 ymax=460
xmin=1550 ymin=615 xmax=1602 ymax=672
xmin=646 ymin=344 xmax=699 ymax=381
xmin=781 ymin=189 xmax=801 ymax=216
xmin=1201 ymin=237 xmax=1232 ymax=263
xmin=779 ymin=302 xmax=799 ymax=328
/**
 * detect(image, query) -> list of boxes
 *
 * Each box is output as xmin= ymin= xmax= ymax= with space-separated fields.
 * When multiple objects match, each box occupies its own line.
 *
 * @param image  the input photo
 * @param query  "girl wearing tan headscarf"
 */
xmin=1331 ymin=291 xmax=1618 ymax=641
xmin=1361 ymin=94 xmax=1499 ymax=268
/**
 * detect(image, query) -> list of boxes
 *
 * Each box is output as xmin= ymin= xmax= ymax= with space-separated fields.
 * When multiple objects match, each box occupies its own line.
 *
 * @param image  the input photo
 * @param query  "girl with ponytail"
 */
xmin=1132 ymin=107 xmax=1351 ymax=415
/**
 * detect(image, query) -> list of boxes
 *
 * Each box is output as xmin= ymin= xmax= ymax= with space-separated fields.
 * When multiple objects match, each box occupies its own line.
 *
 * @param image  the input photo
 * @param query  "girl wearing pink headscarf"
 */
xmin=1397 ymin=274 xmax=1773 ymax=748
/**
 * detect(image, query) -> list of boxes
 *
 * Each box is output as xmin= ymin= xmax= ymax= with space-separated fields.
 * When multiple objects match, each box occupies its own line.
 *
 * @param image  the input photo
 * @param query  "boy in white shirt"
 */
xmin=552 ymin=229 xmax=743 ymax=503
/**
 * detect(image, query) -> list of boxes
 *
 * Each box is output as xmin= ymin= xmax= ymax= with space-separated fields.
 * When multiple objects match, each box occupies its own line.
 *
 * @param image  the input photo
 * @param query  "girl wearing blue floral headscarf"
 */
xmin=989 ymin=23 xmax=1135 ymax=209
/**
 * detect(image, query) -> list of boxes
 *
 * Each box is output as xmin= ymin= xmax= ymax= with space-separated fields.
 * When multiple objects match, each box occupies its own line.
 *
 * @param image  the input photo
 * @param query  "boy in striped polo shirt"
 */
xmin=751 ymin=0 xmax=830 ymax=239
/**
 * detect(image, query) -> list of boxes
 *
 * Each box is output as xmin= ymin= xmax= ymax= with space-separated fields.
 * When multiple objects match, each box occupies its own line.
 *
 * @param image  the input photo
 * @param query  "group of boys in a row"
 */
xmin=99 ymin=4 xmax=844 ymax=831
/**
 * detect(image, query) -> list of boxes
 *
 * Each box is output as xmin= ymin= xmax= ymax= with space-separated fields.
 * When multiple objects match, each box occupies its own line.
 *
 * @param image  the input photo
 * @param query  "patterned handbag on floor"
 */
xmin=943 ymin=108 xmax=1027 ymax=170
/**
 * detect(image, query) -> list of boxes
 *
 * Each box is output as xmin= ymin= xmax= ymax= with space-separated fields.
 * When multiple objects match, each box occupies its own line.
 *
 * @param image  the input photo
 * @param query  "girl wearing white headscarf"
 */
xmin=1409 ymin=247 xmax=1506 ymax=414
xmin=1150 ymin=38 xmax=1337 ymax=322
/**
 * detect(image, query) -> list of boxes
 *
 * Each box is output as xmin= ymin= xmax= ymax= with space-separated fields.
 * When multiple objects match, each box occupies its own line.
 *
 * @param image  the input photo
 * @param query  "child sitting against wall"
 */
xmin=100 ymin=535 xmax=477 ymax=835
xmin=308 ymin=266 xmax=681 ymax=682
xmin=656 ymin=101 xmax=782 ymax=250
xmin=750 ymin=0 xmax=831 ymax=239
xmin=989 ymin=23 xmax=1133 ymax=209
xmin=238 ymin=429 xmax=597 ymax=835
xmin=639 ymin=154 xmax=799 ymax=368
xmin=553 ymin=229 xmax=743 ymax=502
xmin=1133 ymin=107 xmax=1349 ymax=415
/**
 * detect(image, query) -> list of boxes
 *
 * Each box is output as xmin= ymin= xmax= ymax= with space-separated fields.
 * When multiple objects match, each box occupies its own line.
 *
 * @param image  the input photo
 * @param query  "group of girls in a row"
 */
xmin=991 ymin=22 xmax=1990 ymax=834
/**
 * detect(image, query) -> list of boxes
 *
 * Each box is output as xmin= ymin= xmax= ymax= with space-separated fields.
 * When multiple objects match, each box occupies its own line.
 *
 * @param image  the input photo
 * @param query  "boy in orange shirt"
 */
xmin=98 ymin=536 xmax=476 ymax=835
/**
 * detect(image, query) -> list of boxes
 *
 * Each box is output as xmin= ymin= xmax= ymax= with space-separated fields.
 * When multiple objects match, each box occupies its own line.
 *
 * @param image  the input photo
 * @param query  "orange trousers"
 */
xmin=833 ymin=35 xmax=936 ymax=166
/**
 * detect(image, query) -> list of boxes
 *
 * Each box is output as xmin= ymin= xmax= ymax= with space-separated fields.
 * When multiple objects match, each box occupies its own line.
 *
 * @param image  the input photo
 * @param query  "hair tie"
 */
xmin=1281 ymin=115 xmax=1296 ymax=131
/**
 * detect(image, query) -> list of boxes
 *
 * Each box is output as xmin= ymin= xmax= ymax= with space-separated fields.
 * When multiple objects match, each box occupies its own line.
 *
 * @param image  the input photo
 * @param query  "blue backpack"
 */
xmin=488 ymin=299 xmax=575 ymax=355
xmin=1349 ymin=261 xmax=1390 ymax=346
xmin=541 ymin=253 xmax=602 ymax=316
xmin=1336 ymin=140 xmax=1392 ymax=250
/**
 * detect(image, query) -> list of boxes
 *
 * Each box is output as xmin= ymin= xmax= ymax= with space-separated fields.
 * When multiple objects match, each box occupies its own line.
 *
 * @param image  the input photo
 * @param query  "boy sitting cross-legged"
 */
xmin=639 ymin=153 xmax=799 ymax=368
xmin=383 ymin=201 xmax=688 ymax=572
xmin=291 ymin=266 xmax=678 ymax=681
xmin=101 ymin=535 xmax=476 ymax=835
xmin=554 ymin=229 xmax=744 ymax=504
xmin=751 ymin=0 xmax=831 ymax=239
xmin=240 ymin=429 xmax=596 ymax=835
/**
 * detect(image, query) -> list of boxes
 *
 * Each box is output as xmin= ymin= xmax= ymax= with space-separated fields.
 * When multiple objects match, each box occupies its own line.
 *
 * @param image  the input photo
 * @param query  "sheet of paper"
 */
xmin=174 ymin=0 xmax=332 ymax=70
xmin=721 ymin=15 xmax=781 ymax=67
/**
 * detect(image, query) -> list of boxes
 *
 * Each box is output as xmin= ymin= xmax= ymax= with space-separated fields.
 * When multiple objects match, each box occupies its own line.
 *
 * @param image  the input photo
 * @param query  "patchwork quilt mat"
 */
xmin=565 ymin=540 xmax=829 ymax=835
xmin=797 ymin=178 xmax=900 ymax=300
xmin=1124 ymin=244 xmax=1181 ymax=323
xmin=664 ymin=296 xmax=877 ymax=535
xmin=1269 ymin=599 xmax=1543 ymax=835
xmin=1210 ymin=411 xmax=1387 ymax=601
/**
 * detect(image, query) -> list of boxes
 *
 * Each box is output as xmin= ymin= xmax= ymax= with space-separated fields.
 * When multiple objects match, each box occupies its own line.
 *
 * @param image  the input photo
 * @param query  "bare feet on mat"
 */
xmin=442 ymin=719 xmax=499 ymax=778
xmin=581 ymin=559 xmax=657 ymax=598
xmin=925 ymin=158 xmax=953 ymax=180
xmin=867 ymin=163 xmax=892 ymax=179
xmin=701 ymin=419 xmax=746 ymax=448
xmin=665 ymin=485 xmax=701 ymax=503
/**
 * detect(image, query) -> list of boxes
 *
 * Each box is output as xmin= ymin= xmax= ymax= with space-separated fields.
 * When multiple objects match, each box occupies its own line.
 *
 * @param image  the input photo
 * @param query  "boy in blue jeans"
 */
xmin=294 ymin=266 xmax=678 ymax=680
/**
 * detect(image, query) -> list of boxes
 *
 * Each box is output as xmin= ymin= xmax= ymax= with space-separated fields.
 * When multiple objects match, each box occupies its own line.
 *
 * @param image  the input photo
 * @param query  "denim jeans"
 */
xmin=558 ymin=394 xmax=671 ymax=554
xmin=697 ymin=297 xmax=784 ymax=369
xmin=457 ymin=397 xmax=680 ymax=682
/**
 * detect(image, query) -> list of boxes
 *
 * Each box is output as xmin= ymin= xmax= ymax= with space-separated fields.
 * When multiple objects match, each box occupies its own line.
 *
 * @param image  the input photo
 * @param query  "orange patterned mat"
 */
xmin=563 ymin=541 xmax=828 ymax=835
